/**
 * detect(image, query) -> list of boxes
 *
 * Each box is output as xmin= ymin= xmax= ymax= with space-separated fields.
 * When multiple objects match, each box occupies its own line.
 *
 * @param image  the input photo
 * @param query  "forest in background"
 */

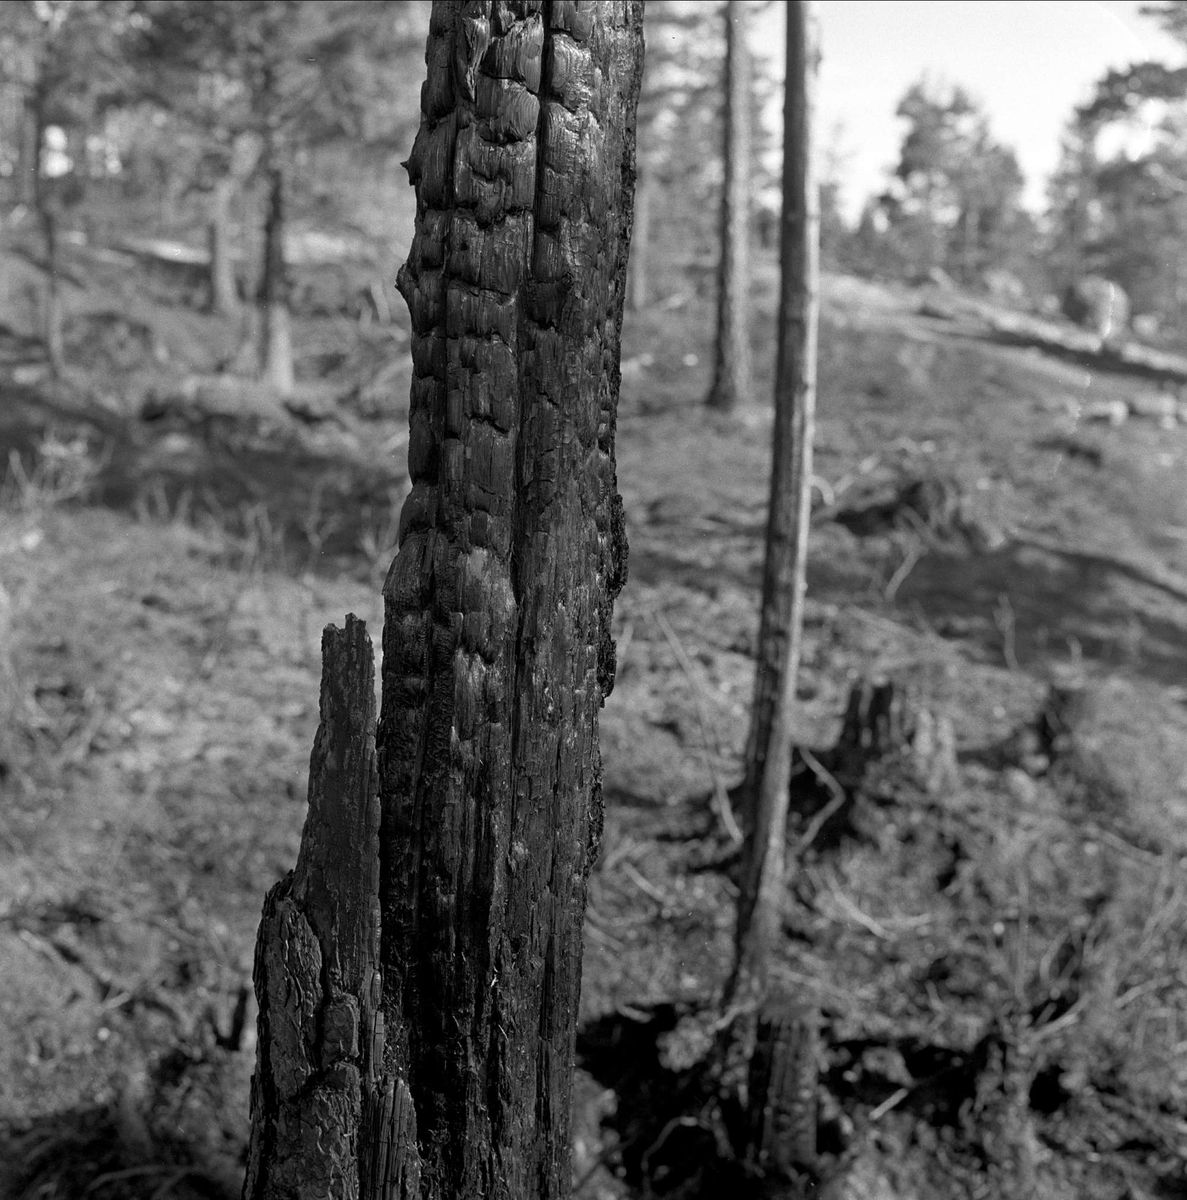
xmin=7 ymin=1 xmax=1187 ymax=368
xmin=1 ymin=3 xmax=1186 ymax=1200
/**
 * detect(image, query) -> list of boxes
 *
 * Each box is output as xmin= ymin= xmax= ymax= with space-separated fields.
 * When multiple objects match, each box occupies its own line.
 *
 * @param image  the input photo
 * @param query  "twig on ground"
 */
xmin=884 ymin=536 xmax=926 ymax=602
xmin=600 ymin=835 xmax=643 ymax=874
xmin=796 ymin=791 xmax=847 ymax=852
xmin=640 ymin=1116 xmax=708 ymax=1184
xmin=825 ymin=885 xmax=893 ymax=941
xmin=621 ymin=859 xmax=681 ymax=909
xmin=795 ymin=749 xmax=848 ymax=851
xmin=582 ymin=919 xmax=626 ymax=952
xmin=868 ymin=1087 xmax=911 ymax=1122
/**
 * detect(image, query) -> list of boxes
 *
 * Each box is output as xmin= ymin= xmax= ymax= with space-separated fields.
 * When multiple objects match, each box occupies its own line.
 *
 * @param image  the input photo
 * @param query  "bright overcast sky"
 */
xmin=755 ymin=1 xmax=1187 ymax=218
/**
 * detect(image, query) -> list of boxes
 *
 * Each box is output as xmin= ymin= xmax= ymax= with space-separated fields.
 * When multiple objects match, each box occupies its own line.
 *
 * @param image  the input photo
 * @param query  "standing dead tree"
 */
xmin=736 ymin=0 xmax=819 ymax=840
xmin=719 ymin=4 xmax=821 ymax=1187
xmin=243 ymin=4 xmax=644 ymax=1199
xmin=730 ymin=0 xmax=820 ymax=1016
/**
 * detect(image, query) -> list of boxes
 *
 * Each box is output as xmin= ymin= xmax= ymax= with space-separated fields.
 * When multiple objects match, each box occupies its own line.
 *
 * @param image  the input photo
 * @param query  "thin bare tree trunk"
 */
xmin=243 ymin=617 xmax=414 ymax=1199
xmin=706 ymin=0 xmax=752 ymax=412
xmin=0 ymin=580 xmax=15 ymax=774
xmin=207 ymin=175 xmax=239 ymax=316
xmin=41 ymin=206 xmax=64 ymax=376
xmin=17 ymin=98 xmax=38 ymax=208
xmin=258 ymin=163 xmax=294 ymax=396
xmin=30 ymin=94 xmax=64 ymax=377
xmin=244 ymin=5 xmax=645 ymax=1198
xmin=730 ymin=0 xmax=819 ymax=1005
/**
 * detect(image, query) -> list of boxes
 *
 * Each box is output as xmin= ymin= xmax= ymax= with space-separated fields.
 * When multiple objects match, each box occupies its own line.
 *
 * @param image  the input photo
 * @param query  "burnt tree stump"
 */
xmin=244 ymin=617 xmax=419 ymax=1200
xmin=746 ymin=997 xmax=820 ymax=1184
xmin=828 ymin=676 xmax=957 ymax=802
xmin=245 ymin=5 xmax=645 ymax=1198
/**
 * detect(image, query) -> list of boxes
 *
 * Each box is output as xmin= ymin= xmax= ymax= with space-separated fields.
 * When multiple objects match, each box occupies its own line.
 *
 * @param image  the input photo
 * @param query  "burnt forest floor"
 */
xmin=0 ymin=236 xmax=1185 ymax=1200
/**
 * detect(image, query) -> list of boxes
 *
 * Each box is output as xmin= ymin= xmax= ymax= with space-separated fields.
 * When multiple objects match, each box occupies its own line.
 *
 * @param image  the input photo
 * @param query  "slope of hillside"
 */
xmin=1 ymin=248 xmax=1184 ymax=1199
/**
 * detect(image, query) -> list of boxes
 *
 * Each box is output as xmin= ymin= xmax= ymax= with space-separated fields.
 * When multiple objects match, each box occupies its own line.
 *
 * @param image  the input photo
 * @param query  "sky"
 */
xmin=759 ymin=1 xmax=1187 ymax=219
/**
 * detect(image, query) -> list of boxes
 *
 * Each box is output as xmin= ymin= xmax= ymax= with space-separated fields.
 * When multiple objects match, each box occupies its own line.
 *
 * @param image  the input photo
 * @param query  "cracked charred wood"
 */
xmin=244 ymin=616 xmax=409 ymax=1200
xmin=244 ymin=4 xmax=643 ymax=1197
xmin=747 ymin=997 xmax=820 ymax=1183
xmin=380 ymin=4 xmax=642 ymax=1191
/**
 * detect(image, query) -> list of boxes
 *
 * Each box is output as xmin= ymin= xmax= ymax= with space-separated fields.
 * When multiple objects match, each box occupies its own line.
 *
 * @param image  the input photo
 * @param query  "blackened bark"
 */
xmin=379 ymin=3 xmax=642 ymax=1196
xmin=244 ymin=616 xmax=420 ymax=1200
xmin=246 ymin=4 xmax=643 ymax=1200
xmin=731 ymin=0 xmax=819 ymax=1005
xmin=746 ymin=997 xmax=819 ymax=1179
xmin=705 ymin=0 xmax=752 ymax=413
xmin=258 ymin=163 xmax=294 ymax=396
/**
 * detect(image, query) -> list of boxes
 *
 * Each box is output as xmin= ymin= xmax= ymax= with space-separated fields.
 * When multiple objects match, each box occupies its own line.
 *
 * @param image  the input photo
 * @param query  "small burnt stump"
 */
xmin=829 ymin=676 xmax=957 ymax=801
xmin=746 ymin=997 xmax=820 ymax=1183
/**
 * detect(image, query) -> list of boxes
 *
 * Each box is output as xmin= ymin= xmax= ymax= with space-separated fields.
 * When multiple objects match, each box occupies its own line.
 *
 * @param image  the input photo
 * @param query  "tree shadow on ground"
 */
xmin=885 ymin=538 xmax=1187 ymax=687
xmin=0 ymin=394 xmax=407 ymax=580
xmin=0 ymin=1102 xmax=241 ymax=1200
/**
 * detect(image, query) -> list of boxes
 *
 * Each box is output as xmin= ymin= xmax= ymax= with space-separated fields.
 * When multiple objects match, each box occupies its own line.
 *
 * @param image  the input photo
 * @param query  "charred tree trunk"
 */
xmin=207 ymin=175 xmax=239 ymax=316
xmin=627 ymin=158 xmax=650 ymax=311
xmin=244 ymin=4 xmax=644 ymax=1198
xmin=258 ymin=162 xmax=294 ymax=396
xmin=705 ymin=0 xmax=752 ymax=413
xmin=730 ymin=0 xmax=819 ymax=1007
xmin=243 ymin=617 xmax=415 ymax=1200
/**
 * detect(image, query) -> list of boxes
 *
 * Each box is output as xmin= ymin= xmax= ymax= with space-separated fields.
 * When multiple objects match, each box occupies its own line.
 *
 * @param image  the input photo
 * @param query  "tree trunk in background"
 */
xmin=244 ymin=3 xmax=644 ymax=1198
xmin=706 ymin=0 xmax=752 ymax=412
xmin=40 ymin=206 xmax=64 ymax=376
xmin=731 ymin=0 xmax=819 ymax=1006
xmin=0 ymin=581 xmax=15 ymax=777
xmin=258 ymin=163 xmax=294 ymax=396
xmin=30 ymin=97 xmax=64 ymax=377
xmin=17 ymin=99 xmax=38 ymax=208
xmin=628 ymin=159 xmax=651 ymax=311
xmin=207 ymin=175 xmax=239 ymax=316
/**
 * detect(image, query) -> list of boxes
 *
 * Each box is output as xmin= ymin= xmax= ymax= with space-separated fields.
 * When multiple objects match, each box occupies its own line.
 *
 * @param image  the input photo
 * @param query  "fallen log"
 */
xmin=983 ymin=308 xmax=1187 ymax=384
